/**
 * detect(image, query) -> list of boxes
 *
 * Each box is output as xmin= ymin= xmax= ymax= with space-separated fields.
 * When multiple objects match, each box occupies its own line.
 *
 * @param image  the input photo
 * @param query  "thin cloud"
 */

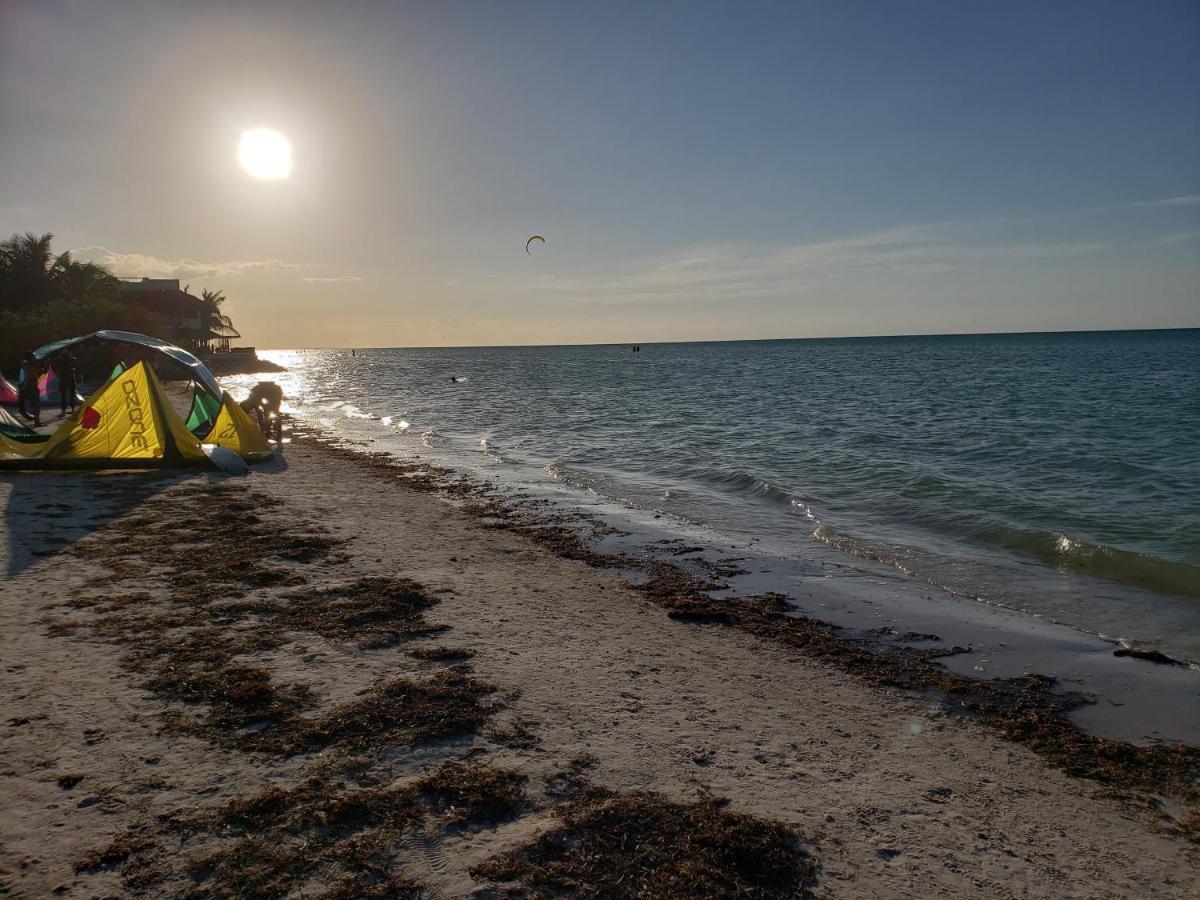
xmin=1128 ymin=195 xmax=1200 ymax=208
xmin=534 ymin=223 xmax=1110 ymax=304
xmin=74 ymin=245 xmax=300 ymax=279
xmin=301 ymin=274 xmax=364 ymax=284
xmin=1161 ymin=231 xmax=1200 ymax=244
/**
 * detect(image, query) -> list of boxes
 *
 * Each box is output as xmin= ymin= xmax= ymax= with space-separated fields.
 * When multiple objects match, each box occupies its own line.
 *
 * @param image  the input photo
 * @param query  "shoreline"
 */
xmin=232 ymin=339 xmax=1200 ymax=672
xmin=1 ymin=437 xmax=1197 ymax=896
xmin=297 ymin=430 xmax=1200 ymax=774
xmin=295 ymin=423 xmax=1200 ymax=748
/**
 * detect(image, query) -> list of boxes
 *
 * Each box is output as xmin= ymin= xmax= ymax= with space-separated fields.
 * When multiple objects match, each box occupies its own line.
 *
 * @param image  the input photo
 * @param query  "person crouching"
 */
xmin=240 ymin=381 xmax=284 ymax=443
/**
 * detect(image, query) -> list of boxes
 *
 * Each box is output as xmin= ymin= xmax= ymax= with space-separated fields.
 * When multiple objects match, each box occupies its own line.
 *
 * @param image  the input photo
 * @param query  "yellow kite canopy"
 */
xmin=0 ymin=361 xmax=210 ymax=469
xmin=525 ymin=234 xmax=545 ymax=254
xmin=201 ymin=393 xmax=273 ymax=462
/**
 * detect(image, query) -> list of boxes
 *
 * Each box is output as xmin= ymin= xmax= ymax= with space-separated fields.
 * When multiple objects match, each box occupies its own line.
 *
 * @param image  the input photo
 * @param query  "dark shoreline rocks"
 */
xmin=202 ymin=352 xmax=287 ymax=376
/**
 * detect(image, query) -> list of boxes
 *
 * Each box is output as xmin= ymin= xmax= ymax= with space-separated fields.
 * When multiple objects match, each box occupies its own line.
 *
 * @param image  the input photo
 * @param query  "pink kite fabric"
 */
xmin=2 ymin=369 xmax=82 ymax=405
xmin=0 ymin=374 xmax=19 ymax=405
xmin=37 ymin=371 xmax=61 ymax=403
xmin=2 ymin=371 xmax=71 ymax=405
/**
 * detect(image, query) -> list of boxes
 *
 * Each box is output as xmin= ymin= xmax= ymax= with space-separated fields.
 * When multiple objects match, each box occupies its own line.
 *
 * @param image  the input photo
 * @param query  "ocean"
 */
xmin=232 ymin=329 xmax=1200 ymax=666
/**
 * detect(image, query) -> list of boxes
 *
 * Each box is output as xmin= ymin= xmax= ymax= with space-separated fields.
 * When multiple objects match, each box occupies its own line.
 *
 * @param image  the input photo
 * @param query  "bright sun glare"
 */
xmin=238 ymin=128 xmax=292 ymax=180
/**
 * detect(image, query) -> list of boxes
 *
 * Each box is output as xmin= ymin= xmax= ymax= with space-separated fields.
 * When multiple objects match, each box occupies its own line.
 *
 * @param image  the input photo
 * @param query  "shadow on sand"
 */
xmin=0 ymin=452 xmax=289 ymax=577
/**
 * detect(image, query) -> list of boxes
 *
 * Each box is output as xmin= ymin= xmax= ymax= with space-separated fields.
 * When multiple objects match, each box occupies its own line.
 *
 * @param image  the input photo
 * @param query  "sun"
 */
xmin=238 ymin=128 xmax=292 ymax=180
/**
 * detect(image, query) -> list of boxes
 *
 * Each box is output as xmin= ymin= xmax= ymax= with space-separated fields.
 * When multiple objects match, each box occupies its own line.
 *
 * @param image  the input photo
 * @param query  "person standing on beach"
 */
xmin=17 ymin=351 xmax=43 ymax=427
xmin=50 ymin=351 xmax=79 ymax=416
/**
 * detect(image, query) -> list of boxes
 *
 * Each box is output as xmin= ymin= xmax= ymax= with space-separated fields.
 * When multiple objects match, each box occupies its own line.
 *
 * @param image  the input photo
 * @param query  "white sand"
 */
xmin=1 ymin=443 xmax=1195 ymax=897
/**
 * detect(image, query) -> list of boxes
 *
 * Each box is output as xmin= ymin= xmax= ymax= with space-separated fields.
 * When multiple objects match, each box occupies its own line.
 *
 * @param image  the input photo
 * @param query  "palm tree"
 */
xmin=200 ymin=288 xmax=235 ymax=330
xmin=0 ymin=232 xmax=119 ymax=310
xmin=51 ymin=253 xmax=120 ymax=303
xmin=0 ymin=232 xmax=131 ymax=370
xmin=198 ymin=288 xmax=240 ymax=351
xmin=0 ymin=232 xmax=57 ymax=310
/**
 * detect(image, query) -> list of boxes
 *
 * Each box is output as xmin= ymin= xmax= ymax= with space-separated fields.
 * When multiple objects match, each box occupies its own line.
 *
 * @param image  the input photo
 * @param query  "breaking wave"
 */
xmin=978 ymin=528 xmax=1200 ymax=600
xmin=697 ymin=469 xmax=819 ymax=517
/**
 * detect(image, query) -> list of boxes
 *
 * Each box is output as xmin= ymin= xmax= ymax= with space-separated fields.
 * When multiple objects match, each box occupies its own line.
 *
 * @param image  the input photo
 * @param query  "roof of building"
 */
xmin=118 ymin=280 xmax=204 ymax=319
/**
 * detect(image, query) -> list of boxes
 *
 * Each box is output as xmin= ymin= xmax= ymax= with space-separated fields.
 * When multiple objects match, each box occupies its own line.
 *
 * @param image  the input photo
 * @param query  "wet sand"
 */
xmin=1 ymin=439 xmax=1196 ymax=897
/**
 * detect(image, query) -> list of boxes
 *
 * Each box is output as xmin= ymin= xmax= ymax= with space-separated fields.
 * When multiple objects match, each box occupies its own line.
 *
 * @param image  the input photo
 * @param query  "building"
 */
xmin=118 ymin=279 xmax=241 ymax=351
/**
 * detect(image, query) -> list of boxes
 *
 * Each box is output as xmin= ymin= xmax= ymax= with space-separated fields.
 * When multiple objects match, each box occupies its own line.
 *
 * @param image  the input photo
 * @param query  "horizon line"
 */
xmin=259 ymin=324 xmax=1200 ymax=352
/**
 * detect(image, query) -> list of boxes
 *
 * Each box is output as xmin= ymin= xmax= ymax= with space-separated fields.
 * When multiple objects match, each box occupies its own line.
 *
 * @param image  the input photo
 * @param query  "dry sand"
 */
xmin=1 ymin=441 xmax=1196 ymax=898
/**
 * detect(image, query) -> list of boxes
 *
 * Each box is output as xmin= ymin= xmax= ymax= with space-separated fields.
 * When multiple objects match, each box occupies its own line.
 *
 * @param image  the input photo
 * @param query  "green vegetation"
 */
xmin=200 ymin=287 xmax=238 ymax=342
xmin=0 ymin=232 xmax=237 ymax=374
xmin=1 ymin=233 xmax=146 ymax=371
xmin=0 ymin=233 xmax=117 ymax=312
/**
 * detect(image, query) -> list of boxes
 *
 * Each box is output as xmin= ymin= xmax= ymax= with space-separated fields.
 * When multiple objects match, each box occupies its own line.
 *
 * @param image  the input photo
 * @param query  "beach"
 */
xmin=4 ymin=2 xmax=1196 ymax=893
xmin=2 ymin=436 xmax=1196 ymax=898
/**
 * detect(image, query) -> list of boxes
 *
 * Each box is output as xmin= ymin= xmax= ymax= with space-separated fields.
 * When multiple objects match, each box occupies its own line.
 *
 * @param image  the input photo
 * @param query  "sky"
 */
xmin=1 ymin=0 xmax=1197 ymax=347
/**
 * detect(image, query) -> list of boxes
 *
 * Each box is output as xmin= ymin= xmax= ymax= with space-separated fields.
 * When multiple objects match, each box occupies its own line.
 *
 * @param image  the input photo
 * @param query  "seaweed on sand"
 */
xmin=410 ymin=645 xmax=476 ymax=662
xmin=59 ymin=475 xmax=517 ymax=895
xmin=68 ymin=492 xmax=457 ymax=751
xmin=216 ymin=760 xmax=526 ymax=835
xmin=324 ymin=873 xmax=424 ymax=899
xmin=146 ymin=663 xmax=314 ymax=732
xmin=310 ymin=438 xmax=1200 ymax=833
xmin=543 ymin=753 xmax=600 ymax=801
xmin=75 ymin=829 xmax=157 ymax=873
xmin=415 ymin=760 xmax=527 ymax=825
xmin=472 ymin=787 xmax=818 ymax=899
xmin=74 ymin=826 xmax=175 ymax=893
xmin=181 ymin=761 xmax=526 ymax=897
xmin=651 ymin=590 xmax=1200 ymax=813
xmin=185 ymin=836 xmax=304 ymax=899
xmin=275 ymin=577 xmax=447 ymax=648
xmin=249 ymin=667 xmax=496 ymax=756
xmin=73 ymin=483 xmax=345 ymax=598
xmin=147 ymin=663 xmax=494 ymax=755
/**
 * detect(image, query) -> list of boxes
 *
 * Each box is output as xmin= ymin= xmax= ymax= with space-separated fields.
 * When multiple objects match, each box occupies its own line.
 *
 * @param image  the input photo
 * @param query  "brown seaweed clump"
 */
xmin=180 ymin=761 xmax=526 ymax=897
xmin=75 ymin=829 xmax=157 ymax=874
xmin=257 ymin=667 xmax=496 ymax=756
xmin=156 ymin=666 xmax=496 ymax=755
xmin=410 ymin=645 xmax=476 ymax=662
xmin=275 ymin=577 xmax=446 ymax=648
xmin=473 ymin=787 xmax=817 ymax=899
xmin=147 ymin=662 xmax=314 ymax=735
xmin=73 ymin=484 xmax=344 ymax=599
xmin=65 ymin=495 xmax=462 ymax=753
xmin=653 ymin=590 xmax=1200 ymax=820
xmin=415 ymin=760 xmax=527 ymax=825
xmin=78 ymin=761 xmax=526 ymax=896
xmin=74 ymin=827 xmax=170 ymax=892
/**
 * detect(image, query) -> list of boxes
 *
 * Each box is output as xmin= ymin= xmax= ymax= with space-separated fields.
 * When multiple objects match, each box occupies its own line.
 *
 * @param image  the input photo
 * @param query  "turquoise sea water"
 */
xmin=240 ymin=329 xmax=1200 ymax=662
